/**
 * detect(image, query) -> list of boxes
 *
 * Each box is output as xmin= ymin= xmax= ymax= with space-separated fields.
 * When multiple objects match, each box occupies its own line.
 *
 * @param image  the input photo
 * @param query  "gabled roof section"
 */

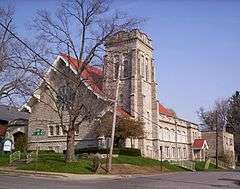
xmin=157 ymin=101 xmax=175 ymax=117
xmin=58 ymin=54 xmax=131 ymax=118
xmin=192 ymin=139 xmax=208 ymax=150
xmin=59 ymin=53 xmax=104 ymax=96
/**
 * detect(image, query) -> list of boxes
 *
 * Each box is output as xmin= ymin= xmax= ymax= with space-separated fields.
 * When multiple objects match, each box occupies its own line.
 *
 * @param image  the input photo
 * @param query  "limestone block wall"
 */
xmin=28 ymin=58 xmax=111 ymax=152
xmin=202 ymin=131 xmax=235 ymax=158
xmin=28 ymin=92 xmax=99 ymax=152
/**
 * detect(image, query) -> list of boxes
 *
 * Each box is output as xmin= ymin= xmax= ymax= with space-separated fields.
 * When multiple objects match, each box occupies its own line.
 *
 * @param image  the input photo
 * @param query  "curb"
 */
xmin=0 ymin=168 xmax=67 ymax=178
xmin=0 ymin=168 xmax=128 ymax=180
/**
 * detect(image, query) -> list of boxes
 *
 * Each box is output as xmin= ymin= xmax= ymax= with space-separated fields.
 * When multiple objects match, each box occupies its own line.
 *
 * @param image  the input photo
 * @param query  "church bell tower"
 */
xmin=103 ymin=29 xmax=158 ymax=156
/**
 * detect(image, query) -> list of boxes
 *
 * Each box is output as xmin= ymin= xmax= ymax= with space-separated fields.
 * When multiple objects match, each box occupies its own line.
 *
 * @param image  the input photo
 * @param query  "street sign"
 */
xmin=32 ymin=128 xmax=45 ymax=136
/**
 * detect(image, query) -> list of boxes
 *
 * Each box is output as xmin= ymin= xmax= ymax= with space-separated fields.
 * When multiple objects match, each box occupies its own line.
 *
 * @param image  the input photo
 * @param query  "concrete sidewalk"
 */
xmin=0 ymin=167 xmax=130 ymax=180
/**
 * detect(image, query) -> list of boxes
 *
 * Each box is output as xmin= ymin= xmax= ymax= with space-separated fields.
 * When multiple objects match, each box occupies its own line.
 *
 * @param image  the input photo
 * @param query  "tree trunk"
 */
xmin=65 ymin=127 xmax=76 ymax=163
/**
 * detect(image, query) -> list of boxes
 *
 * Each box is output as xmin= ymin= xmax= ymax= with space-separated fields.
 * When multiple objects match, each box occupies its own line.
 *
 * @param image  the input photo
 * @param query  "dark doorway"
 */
xmin=13 ymin=132 xmax=27 ymax=151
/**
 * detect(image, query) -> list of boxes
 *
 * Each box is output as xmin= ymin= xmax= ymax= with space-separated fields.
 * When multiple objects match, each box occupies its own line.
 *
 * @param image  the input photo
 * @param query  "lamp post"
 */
xmin=160 ymin=146 xmax=163 ymax=171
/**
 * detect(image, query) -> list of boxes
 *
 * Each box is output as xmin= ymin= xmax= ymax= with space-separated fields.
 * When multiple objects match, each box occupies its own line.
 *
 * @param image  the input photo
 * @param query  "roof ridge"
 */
xmin=60 ymin=53 xmax=103 ymax=74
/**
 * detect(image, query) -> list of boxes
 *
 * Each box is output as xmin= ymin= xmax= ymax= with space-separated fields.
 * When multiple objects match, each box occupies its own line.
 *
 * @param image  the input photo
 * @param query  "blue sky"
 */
xmin=1 ymin=0 xmax=239 ymax=123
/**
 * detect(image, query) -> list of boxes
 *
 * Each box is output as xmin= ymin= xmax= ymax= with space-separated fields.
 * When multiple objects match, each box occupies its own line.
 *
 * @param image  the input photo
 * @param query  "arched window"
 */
xmin=158 ymin=127 xmax=162 ymax=140
xmin=165 ymin=146 xmax=170 ymax=158
xmin=182 ymin=131 xmax=186 ymax=143
xmin=164 ymin=128 xmax=170 ymax=141
xmin=177 ymin=130 xmax=181 ymax=142
xmin=123 ymin=53 xmax=129 ymax=77
xmin=163 ymin=128 xmax=166 ymax=141
xmin=183 ymin=148 xmax=187 ymax=159
xmin=119 ymin=94 xmax=123 ymax=104
xmin=172 ymin=147 xmax=176 ymax=158
xmin=141 ymin=55 xmax=144 ymax=76
xmin=114 ymin=55 xmax=119 ymax=79
xmin=170 ymin=129 xmax=175 ymax=141
xmin=75 ymin=126 xmax=79 ymax=135
xmin=57 ymin=85 xmax=76 ymax=111
xmin=145 ymin=64 xmax=148 ymax=81
xmin=145 ymin=58 xmax=149 ymax=81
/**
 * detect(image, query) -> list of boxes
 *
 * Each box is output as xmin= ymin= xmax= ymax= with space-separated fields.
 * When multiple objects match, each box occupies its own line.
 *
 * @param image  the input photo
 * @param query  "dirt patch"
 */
xmin=98 ymin=164 xmax=168 ymax=174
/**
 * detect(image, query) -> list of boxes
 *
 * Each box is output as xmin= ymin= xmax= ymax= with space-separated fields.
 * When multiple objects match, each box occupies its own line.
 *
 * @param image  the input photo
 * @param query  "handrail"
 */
xmin=9 ymin=151 xmax=21 ymax=164
xmin=171 ymin=160 xmax=196 ymax=171
xmin=26 ymin=151 xmax=38 ymax=164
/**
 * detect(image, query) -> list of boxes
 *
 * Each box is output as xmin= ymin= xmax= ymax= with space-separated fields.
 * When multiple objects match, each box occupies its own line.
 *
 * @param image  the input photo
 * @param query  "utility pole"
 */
xmin=215 ymin=127 xmax=219 ymax=169
xmin=160 ymin=146 xmax=163 ymax=171
xmin=108 ymin=59 xmax=122 ymax=173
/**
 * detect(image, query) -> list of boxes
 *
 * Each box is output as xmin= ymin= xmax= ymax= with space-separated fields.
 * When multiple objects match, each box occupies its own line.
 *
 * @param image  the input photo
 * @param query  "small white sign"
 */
xmin=3 ymin=140 xmax=12 ymax=152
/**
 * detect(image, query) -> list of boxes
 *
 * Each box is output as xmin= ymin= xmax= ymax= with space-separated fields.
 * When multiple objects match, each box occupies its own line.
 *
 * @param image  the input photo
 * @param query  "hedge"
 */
xmin=118 ymin=148 xmax=141 ymax=157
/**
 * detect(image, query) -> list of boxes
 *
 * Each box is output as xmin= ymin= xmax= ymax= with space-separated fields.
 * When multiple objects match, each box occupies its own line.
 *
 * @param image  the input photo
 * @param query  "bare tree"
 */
xmin=0 ymin=6 xmax=36 ymax=105
xmin=26 ymin=0 xmax=141 ymax=162
xmin=198 ymin=99 xmax=229 ymax=168
xmin=0 ymin=6 xmax=21 ymax=103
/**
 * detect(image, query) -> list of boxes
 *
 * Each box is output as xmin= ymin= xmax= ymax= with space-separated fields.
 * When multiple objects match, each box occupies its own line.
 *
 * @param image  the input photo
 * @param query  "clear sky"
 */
xmin=1 ymin=0 xmax=239 ymax=123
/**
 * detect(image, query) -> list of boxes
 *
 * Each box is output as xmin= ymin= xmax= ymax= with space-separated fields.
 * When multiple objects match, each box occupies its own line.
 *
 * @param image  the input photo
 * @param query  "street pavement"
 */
xmin=0 ymin=171 xmax=239 ymax=189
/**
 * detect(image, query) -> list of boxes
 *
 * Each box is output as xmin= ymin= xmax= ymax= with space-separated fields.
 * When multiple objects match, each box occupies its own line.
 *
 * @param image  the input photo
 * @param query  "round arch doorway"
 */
xmin=13 ymin=132 xmax=27 ymax=151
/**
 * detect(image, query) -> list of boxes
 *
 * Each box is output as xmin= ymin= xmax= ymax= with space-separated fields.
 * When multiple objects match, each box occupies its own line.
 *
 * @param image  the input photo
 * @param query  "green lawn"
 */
xmin=0 ymin=152 xmax=227 ymax=174
xmin=195 ymin=161 xmax=220 ymax=171
xmin=16 ymin=153 xmax=92 ymax=174
xmin=15 ymin=153 xmax=186 ymax=174
xmin=4 ymin=153 xmax=222 ymax=174
xmin=0 ymin=154 xmax=9 ymax=167
xmin=113 ymin=155 xmax=186 ymax=171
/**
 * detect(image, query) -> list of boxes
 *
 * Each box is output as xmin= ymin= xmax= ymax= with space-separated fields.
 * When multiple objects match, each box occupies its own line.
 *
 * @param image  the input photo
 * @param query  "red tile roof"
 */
xmin=117 ymin=106 xmax=131 ymax=117
xmin=59 ymin=54 xmax=130 ymax=117
xmin=60 ymin=54 xmax=103 ymax=96
xmin=158 ymin=101 xmax=175 ymax=117
xmin=192 ymin=139 xmax=207 ymax=149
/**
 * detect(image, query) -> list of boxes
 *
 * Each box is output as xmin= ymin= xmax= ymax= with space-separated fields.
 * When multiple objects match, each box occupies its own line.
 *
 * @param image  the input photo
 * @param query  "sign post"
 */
xmin=32 ymin=128 xmax=45 ymax=173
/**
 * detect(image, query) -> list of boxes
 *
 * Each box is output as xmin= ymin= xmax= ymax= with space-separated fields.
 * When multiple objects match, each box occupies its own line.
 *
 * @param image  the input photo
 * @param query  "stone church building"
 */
xmin=27 ymin=29 xmax=204 ymax=161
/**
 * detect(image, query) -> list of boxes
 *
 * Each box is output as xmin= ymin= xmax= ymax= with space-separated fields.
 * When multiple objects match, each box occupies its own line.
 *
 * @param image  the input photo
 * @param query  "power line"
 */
xmin=0 ymin=22 xmax=85 ymax=87
xmin=0 ymin=22 xmax=196 ymax=139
